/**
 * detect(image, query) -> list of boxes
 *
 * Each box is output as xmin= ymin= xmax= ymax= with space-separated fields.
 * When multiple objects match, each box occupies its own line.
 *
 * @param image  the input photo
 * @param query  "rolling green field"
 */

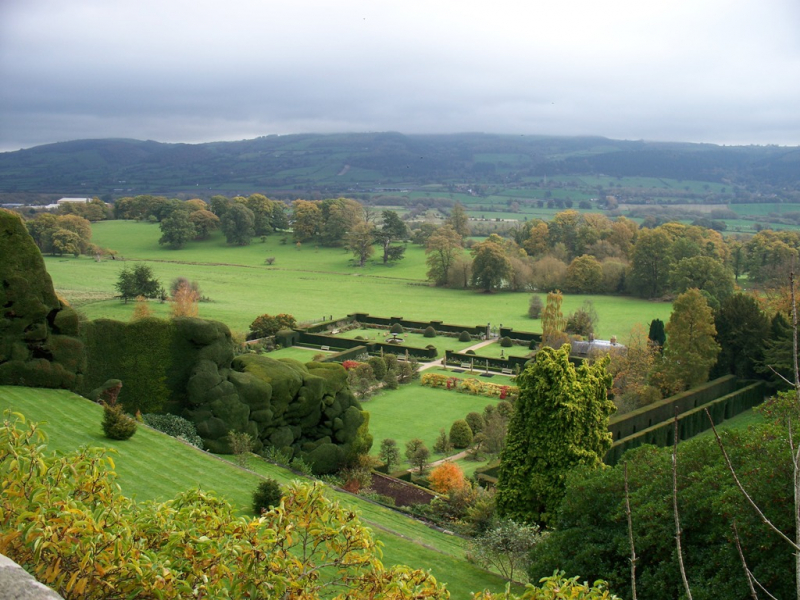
xmin=45 ymin=220 xmax=672 ymax=340
xmin=0 ymin=385 xmax=514 ymax=598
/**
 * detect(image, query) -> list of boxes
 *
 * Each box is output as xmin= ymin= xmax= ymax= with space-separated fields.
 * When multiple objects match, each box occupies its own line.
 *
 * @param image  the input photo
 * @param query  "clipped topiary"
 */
xmin=252 ymin=477 xmax=283 ymax=514
xmin=458 ymin=331 xmax=471 ymax=342
xmin=368 ymin=356 xmax=387 ymax=381
xmin=423 ymin=326 xmax=436 ymax=338
xmin=500 ymin=336 xmax=513 ymax=347
xmin=466 ymin=349 xmax=476 ymax=355
xmin=142 ymin=413 xmax=204 ymax=448
xmin=449 ymin=419 xmax=473 ymax=449
xmin=390 ymin=323 xmax=404 ymax=334
xmin=102 ymin=402 xmax=137 ymax=440
xmin=465 ymin=411 xmax=485 ymax=435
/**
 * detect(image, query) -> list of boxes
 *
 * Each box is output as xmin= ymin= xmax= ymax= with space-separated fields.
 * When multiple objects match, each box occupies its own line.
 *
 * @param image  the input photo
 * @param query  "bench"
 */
xmin=501 ymin=368 xmax=513 ymax=375
xmin=320 ymin=345 xmax=330 ymax=351
xmin=461 ymin=362 xmax=471 ymax=369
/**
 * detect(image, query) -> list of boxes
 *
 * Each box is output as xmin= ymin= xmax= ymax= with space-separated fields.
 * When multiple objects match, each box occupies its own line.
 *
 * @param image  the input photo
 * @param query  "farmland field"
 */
xmin=44 ymin=220 xmax=672 ymax=340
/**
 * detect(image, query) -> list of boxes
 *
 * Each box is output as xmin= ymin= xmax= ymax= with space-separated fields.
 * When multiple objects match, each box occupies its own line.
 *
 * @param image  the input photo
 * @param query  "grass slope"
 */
xmin=0 ymin=385 xmax=513 ymax=598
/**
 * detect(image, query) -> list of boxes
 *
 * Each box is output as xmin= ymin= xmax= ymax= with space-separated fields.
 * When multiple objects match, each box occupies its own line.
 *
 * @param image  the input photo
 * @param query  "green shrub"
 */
xmin=449 ymin=419 xmax=473 ymax=449
xmin=101 ymin=403 xmax=137 ymax=440
xmin=458 ymin=330 xmax=472 ymax=342
xmin=142 ymin=413 xmax=203 ymax=448
xmin=228 ymin=431 xmax=254 ymax=466
xmin=500 ymin=336 xmax=512 ymax=347
xmin=466 ymin=349 xmax=476 ymax=355
xmin=528 ymin=295 xmax=544 ymax=319
xmin=426 ymin=344 xmax=436 ymax=351
xmin=252 ymin=478 xmax=283 ymax=514
xmin=390 ymin=323 xmax=404 ymax=334
xmin=368 ymin=356 xmax=387 ymax=380
xmin=465 ymin=412 xmax=485 ymax=435
xmin=423 ymin=326 xmax=437 ymax=338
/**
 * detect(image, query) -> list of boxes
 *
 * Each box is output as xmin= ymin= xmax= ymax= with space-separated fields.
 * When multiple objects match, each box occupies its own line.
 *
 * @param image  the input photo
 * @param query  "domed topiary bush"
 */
xmin=466 ymin=349 xmax=476 ymax=355
xmin=390 ymin=323 xmax=404 ymax=334
xmin=500 ymin=336 xmax=513 ymax=347
xmin=465 ymin=411 xmax=485 ymax=435
xmin=252 ymin=477 xmax=283 ymax=514
xmin=423 ymin=326 xmax=436 ymax=338
xmin=449 ymin=419 xmax=473 ymax=449
xmin=102 ymin=403 xmax=137 ymax=440
xmin=458 ymin=331 xmax=471 ymax=342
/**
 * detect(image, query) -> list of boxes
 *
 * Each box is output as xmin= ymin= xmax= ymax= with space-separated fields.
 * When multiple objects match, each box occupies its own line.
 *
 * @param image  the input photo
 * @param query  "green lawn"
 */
xmin=474 ymin=341 xmax=533 ymax=359
xmin=46 ymin=220 xmax=673 ymax=341
xmin=333 ymin=327 xmax=478 ymax=357
xmin=364 ymin=380 xmax=499 ymax=467
xmin=0 ymin=385 xmax=513 ymax=598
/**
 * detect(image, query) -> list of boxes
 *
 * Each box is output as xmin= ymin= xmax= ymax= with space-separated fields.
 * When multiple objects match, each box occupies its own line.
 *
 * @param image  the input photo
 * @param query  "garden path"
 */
xmin=416 ymin=338 xmax=496 ymax=372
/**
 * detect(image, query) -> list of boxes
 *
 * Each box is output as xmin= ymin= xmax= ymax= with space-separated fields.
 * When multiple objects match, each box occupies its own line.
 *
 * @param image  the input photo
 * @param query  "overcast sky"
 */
xmin=1 ymin=0 xmax=799 ymax=152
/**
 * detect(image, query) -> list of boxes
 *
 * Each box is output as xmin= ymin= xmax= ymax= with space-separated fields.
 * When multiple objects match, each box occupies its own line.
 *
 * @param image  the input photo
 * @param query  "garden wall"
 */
xmin=347 ymin=313 xmax=487 ymax=336
xmin=605 ymin=380 xmax=765 ymax=465
xmin=499 ymin=326 xmax=542 ymax=345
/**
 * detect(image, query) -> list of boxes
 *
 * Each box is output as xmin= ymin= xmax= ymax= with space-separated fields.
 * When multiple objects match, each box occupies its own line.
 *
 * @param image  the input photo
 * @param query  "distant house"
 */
xmin=39 ymin=197 xmax=92 ymax=210
xmin=57 ymin=197 xmax=91 ymax=205
xmin=570 ymin=337 xmax=626 ymax=358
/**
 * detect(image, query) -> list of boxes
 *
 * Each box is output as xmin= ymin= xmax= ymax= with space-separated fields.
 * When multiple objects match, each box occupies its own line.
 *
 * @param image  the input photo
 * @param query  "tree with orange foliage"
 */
xmin=429 ymin=461 xmax=466 ymax=494
xmin=131 ymin=295 xmax=153 ymax=320
xmin=170 ymin=282 xmax=199 ymax=318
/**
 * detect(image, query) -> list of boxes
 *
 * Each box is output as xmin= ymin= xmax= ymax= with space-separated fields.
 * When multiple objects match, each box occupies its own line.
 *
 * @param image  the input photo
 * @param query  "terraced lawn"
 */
xmin=0 ymin=385 xmax=514 ymax=598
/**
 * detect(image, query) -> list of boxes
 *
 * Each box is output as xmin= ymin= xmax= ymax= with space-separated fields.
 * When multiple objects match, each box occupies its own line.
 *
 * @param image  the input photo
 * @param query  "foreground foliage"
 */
xmin=529 ymin=416 xmax=794 ymax=600
xmin=0 ymin=413 xmax=447 ymax=599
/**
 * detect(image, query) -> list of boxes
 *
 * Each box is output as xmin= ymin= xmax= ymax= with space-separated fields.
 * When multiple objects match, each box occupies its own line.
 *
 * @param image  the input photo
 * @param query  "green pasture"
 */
xmin=364 ymin=380 xmax=499 ymax=466
xmin=0 ymin=386 xmax=513 ymax=598
xmin=45 ymin=221 xmax=671 ymax=340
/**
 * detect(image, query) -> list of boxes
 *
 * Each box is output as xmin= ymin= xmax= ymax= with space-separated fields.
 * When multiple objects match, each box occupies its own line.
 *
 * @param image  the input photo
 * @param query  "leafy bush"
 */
xmin=429 ymin=462 xmax=466 ymax=494
xmin=565 ymin=301 xmax=598 ymax=338
xmin=449 ymin=419 xmax=473 ymax=448
xmin=228 ymin=430 xmax=254 ymax=467
xmin=248 ymin=313 xmax=296 ymax=339
xmin=423 ymin=326 xmax=437 ymax=338
xmin=426 ymin=344 xmax=436 ymax=351
xmin=500 ymin=336 xmax=512 ymax=347
xmin=459 ymin=330 xmax=472 ymax=342
xmin=528 ymin=295 xmax=543 ymax=319
xmin=142 ymin=413 xmax=203 ymax=448
xmin=368 ymin=356 xmax=387 ymax=380
xmin=252 ymin=478 xmax=283 ymax=514
xmin=465 ymin=412 xmax=485 ymax=435
xmin=466 ymin=349 xmax=476 ymax=355
xmin=101 ymin=402 xmax=137 ymax=440
xmin=390 ymin=322 xmax=404 ymax=334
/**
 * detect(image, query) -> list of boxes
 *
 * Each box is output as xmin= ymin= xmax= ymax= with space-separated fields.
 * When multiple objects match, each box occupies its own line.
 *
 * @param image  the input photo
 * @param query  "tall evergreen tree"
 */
xmin=495 ymin=344 xmax=614 ymax=525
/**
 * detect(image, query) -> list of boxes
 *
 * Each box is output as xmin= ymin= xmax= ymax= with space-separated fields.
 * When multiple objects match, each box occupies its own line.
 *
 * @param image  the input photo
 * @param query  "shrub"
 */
xmin=528 ymin=295 xmax=544 ymax=319
xmin=429 ymin=462 xmax=466 ymax=494
xmin=228 ymin=431 xmax=254 ymax=467
xmin=142 ymin=413 xmax=203 ymax=448
xmin=248 ymin=313 xmax=296 ymax=339
xmin=433 ymin=428 xmax=453 ymax=454
xmin=423 ymin=326 xmax=437 ymax=338
xmin=565 ymin=301 xmax=598 ymax=338
xmin=466 ymin=349 xmax=476 ymax=355
xmin=368 ymin=356 xmax=387 ymax=380
xmin=459 ymin=330 xmax=472 ymax=342
xmin=500 ymin=336 xmax=512 ymax=347
xmin=102 ymin=402 xmax=137 ymax=440
xmin=449 ymin=419 xmax=473 ymax=448
xmin=383 ymin=368 xmax=399 ymax=390
xmin=390 ymin=323 xmax=404 ymax=334
xmin=426 ymin=344 xmax=436 ymax=351
xmin=265 ymin=256 xmax=276 ymax=265
xmin=252 ymin=478 xmax=283 ymax=514
xmin=465 ymin=412 xmax=485 ymax=435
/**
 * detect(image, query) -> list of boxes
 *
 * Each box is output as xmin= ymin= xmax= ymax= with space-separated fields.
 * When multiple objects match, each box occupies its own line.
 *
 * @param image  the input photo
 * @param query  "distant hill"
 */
xmin=0 ymin=132 xmax=798 ymax=197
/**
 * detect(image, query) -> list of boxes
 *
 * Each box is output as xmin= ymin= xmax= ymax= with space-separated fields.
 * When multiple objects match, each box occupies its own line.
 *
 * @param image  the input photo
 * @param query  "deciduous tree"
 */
xmin=346 ymin=221 xmax=375 ymax=267
xmin=429 ymin=461 xmax=466 ymax=494
xmin=220 ymin=202 xmax=255 ymax=246
xmin=379 ymin=438 xmax=400 ymax=472
xmin=159 ymin=210 xmax=197 ymax=249
xmin=405 ymin=438 xmax=430 ymax=474
xmin=425 ymin=225 xmax=463 ymax=286
xmin=656 ymin=288 xmax=720 ymax=393
xmin=471 ymin=239 xmax=512 ymax=292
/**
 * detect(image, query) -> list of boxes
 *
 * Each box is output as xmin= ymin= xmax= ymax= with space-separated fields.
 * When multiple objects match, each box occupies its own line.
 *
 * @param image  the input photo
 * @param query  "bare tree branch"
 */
xmin=731 ymin=520 xmax=759 ymax=600
xmin=624 ymin=461 xmax=638 ymax=600
xmin=705 ymin=408 xmax=800 ymax=551
xmin=673 ymin=410 xmax=693 ymax=600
